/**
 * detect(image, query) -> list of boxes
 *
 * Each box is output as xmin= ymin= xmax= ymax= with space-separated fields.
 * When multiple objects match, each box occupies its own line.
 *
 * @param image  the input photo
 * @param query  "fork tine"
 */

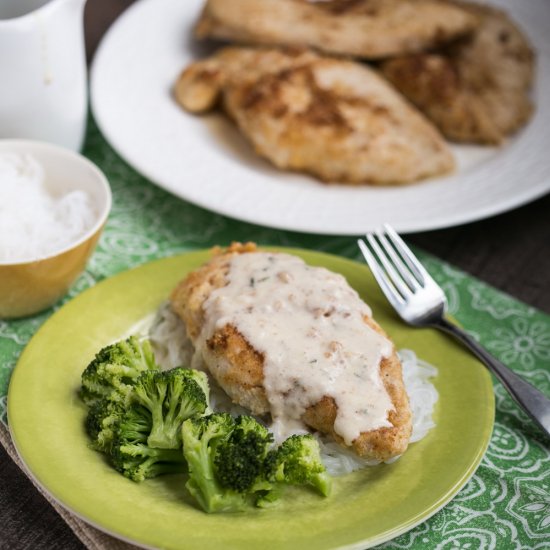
xmin=365 ymin=233 xmax=412 ymax=299
xmin=382 ymin=223 xmax=433 ymax=286
xmin=357 ymin=239 xmax=405 ymax=312
xmin=375 ymin=229 xmax=421 ymax=292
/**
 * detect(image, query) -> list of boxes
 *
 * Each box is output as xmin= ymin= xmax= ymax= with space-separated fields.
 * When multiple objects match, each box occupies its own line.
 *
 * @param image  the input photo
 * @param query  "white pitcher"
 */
xmin=0 ymin=0 xmax=88 ymax=151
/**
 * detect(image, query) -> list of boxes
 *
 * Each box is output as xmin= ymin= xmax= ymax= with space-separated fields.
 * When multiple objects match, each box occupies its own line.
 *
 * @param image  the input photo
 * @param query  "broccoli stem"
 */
xmin=184 ymin=433 xmax=221 ymax=511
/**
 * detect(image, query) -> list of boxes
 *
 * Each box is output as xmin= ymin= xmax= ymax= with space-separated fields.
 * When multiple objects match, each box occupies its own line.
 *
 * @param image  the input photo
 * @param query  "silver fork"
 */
xmin=358 ymin=224 xmax=550 ymax=439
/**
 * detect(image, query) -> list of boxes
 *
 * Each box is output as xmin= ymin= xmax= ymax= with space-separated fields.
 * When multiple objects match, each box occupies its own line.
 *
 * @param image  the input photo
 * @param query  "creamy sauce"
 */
xmin=201 ymin=252 xmax=394 ymax=444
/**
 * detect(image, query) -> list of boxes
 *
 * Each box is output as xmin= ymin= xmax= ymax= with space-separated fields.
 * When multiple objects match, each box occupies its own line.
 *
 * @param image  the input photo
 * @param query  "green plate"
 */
xmin=8 ymin=249 xmax=494 ymax=550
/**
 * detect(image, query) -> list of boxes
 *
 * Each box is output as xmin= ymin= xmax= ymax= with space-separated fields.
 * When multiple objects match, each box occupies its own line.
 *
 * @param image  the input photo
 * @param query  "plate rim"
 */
xmin=7 ymin=248 xmax=495 ymax=549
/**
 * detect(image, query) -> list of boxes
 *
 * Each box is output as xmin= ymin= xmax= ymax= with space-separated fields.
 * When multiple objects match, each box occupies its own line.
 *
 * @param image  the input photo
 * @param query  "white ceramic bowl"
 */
xmin=0 ymin=139 xmax=111 ymax=318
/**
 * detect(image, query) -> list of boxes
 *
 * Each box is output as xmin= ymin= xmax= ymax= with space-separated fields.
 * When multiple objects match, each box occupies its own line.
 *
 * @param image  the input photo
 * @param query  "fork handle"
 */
xmin=436 ymin=317 xmax=550 ymax=439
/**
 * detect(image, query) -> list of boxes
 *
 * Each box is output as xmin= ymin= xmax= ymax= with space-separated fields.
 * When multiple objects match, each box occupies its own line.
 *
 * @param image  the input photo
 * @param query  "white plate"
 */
xmin=90 ymin=0 xmax=550 ymax=235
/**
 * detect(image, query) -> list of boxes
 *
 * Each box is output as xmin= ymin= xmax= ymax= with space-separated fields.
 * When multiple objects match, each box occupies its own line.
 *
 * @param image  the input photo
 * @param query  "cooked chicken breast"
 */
xmin=174 ymin=47 xmax=454 ymax=185
xmin=380 ymin=2 xmax=535 ymax=144
xmin=195 ymin=0 xmax=479 ymax=60
xmin=170 ymin=243 xmax=412 ymax=461
xmin=174 ymin=47 xmax=319 ymax=114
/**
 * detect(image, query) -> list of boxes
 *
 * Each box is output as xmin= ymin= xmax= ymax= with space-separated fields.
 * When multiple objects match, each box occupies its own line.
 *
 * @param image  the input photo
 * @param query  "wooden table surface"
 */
xmin=1 ymin=1 xmax=549 ymax=549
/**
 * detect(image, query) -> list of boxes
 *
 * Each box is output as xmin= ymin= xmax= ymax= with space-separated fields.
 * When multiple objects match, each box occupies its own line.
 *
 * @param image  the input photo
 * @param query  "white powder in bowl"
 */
xmin=0 ymin=153 xmax=97 ymax=263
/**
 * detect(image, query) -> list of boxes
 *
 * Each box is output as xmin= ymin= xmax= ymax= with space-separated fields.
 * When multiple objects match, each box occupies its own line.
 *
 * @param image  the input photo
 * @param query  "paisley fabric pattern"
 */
xmin=1 ymin=120 xmax=548 ymax=548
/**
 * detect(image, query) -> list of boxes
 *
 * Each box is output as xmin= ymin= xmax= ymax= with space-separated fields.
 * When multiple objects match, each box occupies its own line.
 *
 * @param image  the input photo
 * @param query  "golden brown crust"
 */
xmin=206 ymin=324 xmax=265 ymax=396
xmin=171 ymin=242 xmax=257 ymax=340
xmin=175 ymin=47 xmax=454 ymax=185
xmin=173 ymin=48 xmax=318 ymax=114
xmin=380 ymin=2 xmax=535 ymax=144
xmin=195 ymin=0 xmax=479 ymax=60
xmin=173 ymin=62 xmax=224 ymax=114
xmin=170 ymin=243 xmax=412 ymax=460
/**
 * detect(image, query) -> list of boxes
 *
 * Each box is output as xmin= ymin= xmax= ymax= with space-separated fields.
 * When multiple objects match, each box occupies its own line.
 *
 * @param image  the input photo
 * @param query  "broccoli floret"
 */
xmin=80 ymin=336 xmax=158 ymax=406
xmin=182 ymin=416 xmax=331 ymax=512
xmin=213 ymin=415 xmax=273 ymax=493
xmin=182 ymin=413 xmax=263 ymax=513
xmin=85 ymin=398 xmax=125 ymax=453
xmin=132 ymin=367 xmax=209 ymax=449
xmin=110 ymin=405 xmax=186 ymax=482
xmin=182 ymin=414 xmax=275 ymax=513
xmin=265 ymin=434 xmax=332 ymax=498
xmin=116 ymin=403 xmax=152 ymax=444
xmin=182 ymin=367 xmax=211 ymax=413
xmin=110 ymin=440 xmax=186 ymax=482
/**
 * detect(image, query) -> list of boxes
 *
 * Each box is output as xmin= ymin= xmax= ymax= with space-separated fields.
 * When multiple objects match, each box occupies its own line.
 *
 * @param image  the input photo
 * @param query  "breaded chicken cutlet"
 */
xmin=195 ymin=0 xmax=479 ymax=60
xmin=174 ymin=47 xmax=454 ymax=185
xmin=380 ymin=2 xmax=535 ymax=144
xmin=170 ymin=243 xmax=412 ymax=461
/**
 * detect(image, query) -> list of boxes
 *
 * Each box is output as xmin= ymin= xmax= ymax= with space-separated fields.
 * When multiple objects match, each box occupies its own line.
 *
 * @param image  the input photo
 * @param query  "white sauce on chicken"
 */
xmin=202 ymin=252 xmax=394 ymax=444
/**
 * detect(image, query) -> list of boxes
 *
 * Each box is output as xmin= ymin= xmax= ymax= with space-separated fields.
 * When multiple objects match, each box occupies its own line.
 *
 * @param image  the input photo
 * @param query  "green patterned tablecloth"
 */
xmin=1 ymin=120 xmax=549 ymax=549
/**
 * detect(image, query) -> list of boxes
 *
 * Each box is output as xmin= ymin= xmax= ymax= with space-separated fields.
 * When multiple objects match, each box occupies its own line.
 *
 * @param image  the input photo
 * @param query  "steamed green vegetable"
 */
xmin=80 ymin=336 xmax=158 ymax=406
xmin=80 ymin=335 xmax=332 ymax=513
